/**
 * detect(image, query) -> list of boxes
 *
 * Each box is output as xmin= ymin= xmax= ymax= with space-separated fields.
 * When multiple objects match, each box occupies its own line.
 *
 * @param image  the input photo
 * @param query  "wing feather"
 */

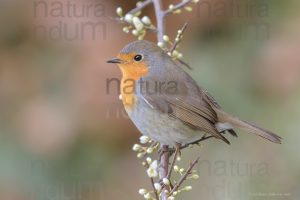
xmin=141 ymin=93 xmax=230 ymax=144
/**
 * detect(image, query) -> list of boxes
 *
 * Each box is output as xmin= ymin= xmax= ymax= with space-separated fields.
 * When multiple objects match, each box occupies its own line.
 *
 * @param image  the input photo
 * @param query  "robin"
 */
xmin=107 ymin=40 xmax=282 ymax=146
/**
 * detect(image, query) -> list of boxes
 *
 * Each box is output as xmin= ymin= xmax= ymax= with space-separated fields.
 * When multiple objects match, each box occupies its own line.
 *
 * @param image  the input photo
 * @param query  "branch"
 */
xmin=152 ymin=0 xmax=166 ymax=42
xmin=170 ymin=22 xmax=188 ymax=54
xmin=169 ymin=158 xmax=199 ymax=196
xmin=165 ymin=0 xmax=193 ymax=16
xmin=158 ymin=145 xmax=170 ymax=200
xmin=128 ymin=0 xmax=153 ymax=15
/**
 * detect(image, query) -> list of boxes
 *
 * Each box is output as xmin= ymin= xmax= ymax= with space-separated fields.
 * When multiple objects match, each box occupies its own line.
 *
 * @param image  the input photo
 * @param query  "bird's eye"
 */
xmin=134 ymin=54 xmax=143 ymax=62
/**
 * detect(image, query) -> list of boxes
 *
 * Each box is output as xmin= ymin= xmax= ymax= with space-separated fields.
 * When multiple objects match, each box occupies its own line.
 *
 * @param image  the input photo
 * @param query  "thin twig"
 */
xmin=128 ymin=0 xmax=153 ymax=14
xmin=145 ymin=162 xmax=160 ymax=200
xmin=170 ymin=22 xmax=188 ymax=54
xmin=177 ymin=59 xmax=192 ymax=70
xmin=149 ymin=141 xmax=160 ymax=150
xmin=114 ymin=17 xmax=157 ymax=32
xmin=181 ymin=135 xmax=214 ymax=149
xmin=113 ymin=0 xmax=156 ymax=33
xmin=165 ymin=0 xmax=193 ymax=16
xmin=150 ymin=178 xmax=159 ymax=200
xmin=167 ymin=145 xmax=180 ymax=180
xmin=169 ymin=158 xmax=199 ymax=196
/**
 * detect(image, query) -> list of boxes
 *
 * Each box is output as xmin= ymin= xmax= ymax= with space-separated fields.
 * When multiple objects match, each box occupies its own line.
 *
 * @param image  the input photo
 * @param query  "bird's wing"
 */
xmin=140 ymin=85 xmax=230 ymax=144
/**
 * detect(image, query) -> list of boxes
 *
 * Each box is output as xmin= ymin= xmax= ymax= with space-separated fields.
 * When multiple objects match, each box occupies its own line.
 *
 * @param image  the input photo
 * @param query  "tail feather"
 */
xmin=227 ymin=129 xmax=238 ymax=137
xmin=217 ymin=110 xmax=282 ymax=144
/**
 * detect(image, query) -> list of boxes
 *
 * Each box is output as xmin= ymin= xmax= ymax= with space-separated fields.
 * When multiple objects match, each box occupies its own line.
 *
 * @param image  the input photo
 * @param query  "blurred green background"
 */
xmin=0 ymin=0 xmax=299 ymax=199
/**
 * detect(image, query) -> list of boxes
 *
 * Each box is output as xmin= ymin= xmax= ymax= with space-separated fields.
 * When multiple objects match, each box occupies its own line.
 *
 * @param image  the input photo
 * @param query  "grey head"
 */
xmin=119 ymin=40 xmax=193 ymax=100
xmin=120 ymin=40 xmax=163 ymax=56
xmin=120 ymin=40 xmax=181 ymax=77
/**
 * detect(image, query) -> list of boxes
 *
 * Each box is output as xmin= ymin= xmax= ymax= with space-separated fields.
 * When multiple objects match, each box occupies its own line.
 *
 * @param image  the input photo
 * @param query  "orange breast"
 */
xmin=120 ymin=77 xmax=136 ymax=109
xmin=117 ymin=53 xmax=149 ymax=109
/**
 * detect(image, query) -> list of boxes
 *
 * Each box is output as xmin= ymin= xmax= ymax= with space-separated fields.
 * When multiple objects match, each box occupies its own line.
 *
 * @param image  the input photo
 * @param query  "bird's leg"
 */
xmin=175 ymin=143 xmax=181 ymax=158
xmin=158 ymin=146 xmax=175 ymax=161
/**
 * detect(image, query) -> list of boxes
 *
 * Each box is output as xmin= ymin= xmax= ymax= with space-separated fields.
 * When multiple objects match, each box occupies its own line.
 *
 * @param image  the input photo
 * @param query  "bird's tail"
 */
xmin=217 ymin=110 xmax=282 ymax=144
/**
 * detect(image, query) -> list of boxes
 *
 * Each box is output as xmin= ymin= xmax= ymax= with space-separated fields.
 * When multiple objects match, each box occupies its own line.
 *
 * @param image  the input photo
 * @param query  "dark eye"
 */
xmin=134 ymin=54 xmax=143 ymax=62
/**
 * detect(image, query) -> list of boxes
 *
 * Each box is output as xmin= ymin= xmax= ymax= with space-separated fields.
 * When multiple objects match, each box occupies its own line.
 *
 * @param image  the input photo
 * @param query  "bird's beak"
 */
xmin=107 ymin=58 xmax=122 ymax=64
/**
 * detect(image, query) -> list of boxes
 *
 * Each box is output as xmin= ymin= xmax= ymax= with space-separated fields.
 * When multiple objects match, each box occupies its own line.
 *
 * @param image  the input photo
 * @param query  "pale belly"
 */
xmin=125 ymin=98 xmax=205 ymax=146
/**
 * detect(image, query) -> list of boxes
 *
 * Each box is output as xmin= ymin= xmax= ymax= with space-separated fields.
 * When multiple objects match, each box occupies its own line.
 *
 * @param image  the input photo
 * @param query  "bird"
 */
xmin=107 ymin=40 xmax=282 ymax=147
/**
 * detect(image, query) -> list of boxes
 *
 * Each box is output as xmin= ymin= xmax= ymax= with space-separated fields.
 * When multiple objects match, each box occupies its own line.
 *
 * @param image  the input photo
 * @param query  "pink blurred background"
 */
xmin=0 ymin=0 xmax=299 ymax=199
